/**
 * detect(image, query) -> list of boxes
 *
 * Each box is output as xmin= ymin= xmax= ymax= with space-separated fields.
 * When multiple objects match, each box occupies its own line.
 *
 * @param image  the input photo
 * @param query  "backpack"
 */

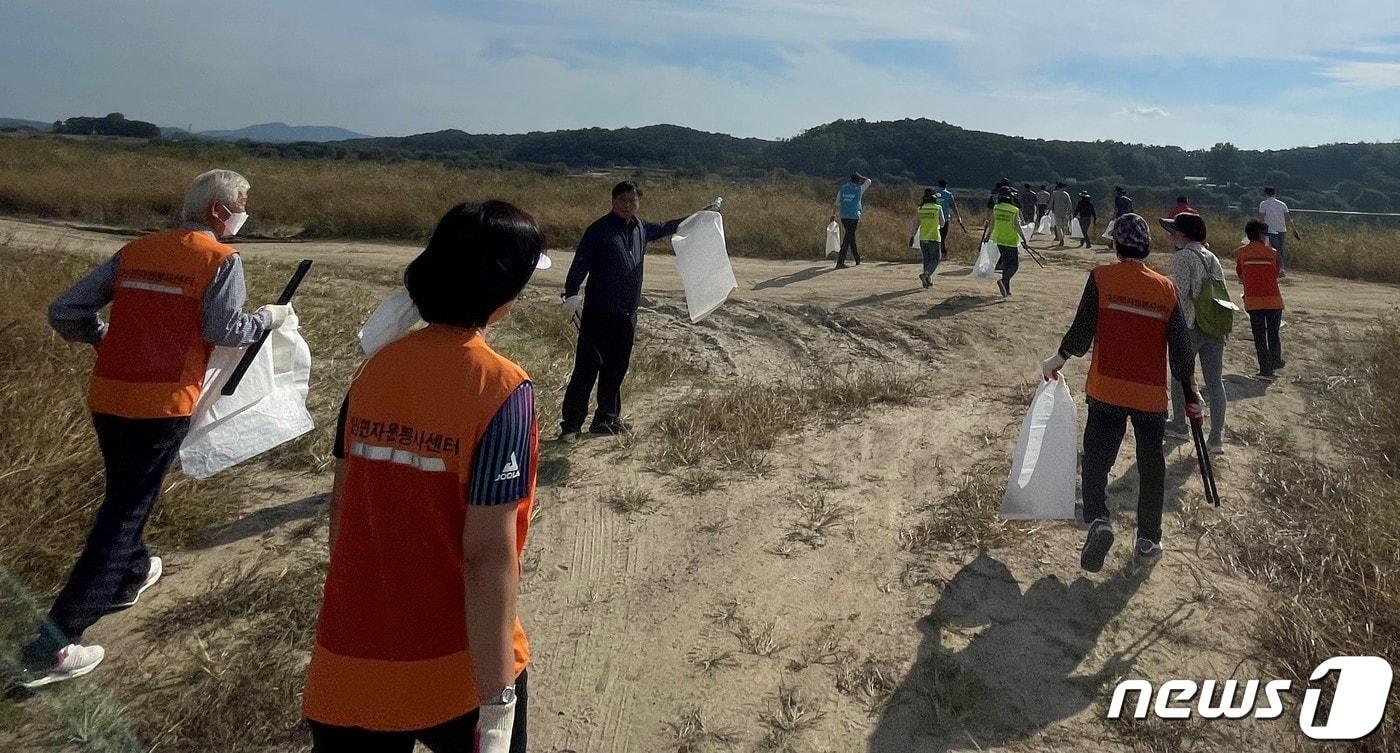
xmin=1191 ymin=248 xmax=1236 ymax=338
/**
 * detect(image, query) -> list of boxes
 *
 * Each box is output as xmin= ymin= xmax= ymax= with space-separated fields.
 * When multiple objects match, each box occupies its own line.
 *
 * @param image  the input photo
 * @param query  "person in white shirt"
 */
xmin=1257 ymin=187 xmax=1298 ymax=274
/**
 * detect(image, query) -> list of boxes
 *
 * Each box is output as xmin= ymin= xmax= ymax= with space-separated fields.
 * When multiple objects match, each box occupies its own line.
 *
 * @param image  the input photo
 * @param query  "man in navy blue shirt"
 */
xmin=558 ymin=182 xmax=710 ymax=440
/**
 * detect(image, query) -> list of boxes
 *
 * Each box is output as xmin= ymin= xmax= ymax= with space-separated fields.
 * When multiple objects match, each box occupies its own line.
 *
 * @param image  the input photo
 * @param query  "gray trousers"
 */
xmin=1170 ymin=327 xmax=1226 ymax=445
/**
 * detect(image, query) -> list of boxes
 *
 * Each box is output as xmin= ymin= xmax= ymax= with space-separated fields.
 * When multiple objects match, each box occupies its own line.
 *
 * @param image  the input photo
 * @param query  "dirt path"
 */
xmin=5 ymin=216 xmax=1397 ymax=752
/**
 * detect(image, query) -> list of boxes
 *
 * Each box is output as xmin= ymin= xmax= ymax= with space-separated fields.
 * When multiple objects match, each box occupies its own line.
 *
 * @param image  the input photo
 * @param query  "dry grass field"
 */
xmin=0 ymin=138 xmax=1397 ymax=752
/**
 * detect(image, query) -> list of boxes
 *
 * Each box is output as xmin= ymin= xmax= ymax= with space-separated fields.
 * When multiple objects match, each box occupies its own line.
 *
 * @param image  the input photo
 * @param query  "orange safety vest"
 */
xmin=303 ymin=325 xmax=535 ymax=732
xmin=1085 ymin=261 xmax=1180 ymax=413
xmin=1234 ymin=240 xmax=1284 ymax=311
xmin=87 ymin=230 xmax=235 ymax=418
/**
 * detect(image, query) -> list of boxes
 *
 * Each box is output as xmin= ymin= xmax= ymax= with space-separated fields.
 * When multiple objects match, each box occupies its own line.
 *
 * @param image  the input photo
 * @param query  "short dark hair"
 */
xmin=1245 ymin=219 xmax=1270 ymax=241
xmin=612 ymin=180 xmax=641 ymax=198
xmin=1264 ymin=186 xmax=1276 ymax=196
xmin=1114 ymin=186 xmax=1125 ymax=193
xmin=405 ymin=201 xmax=543 ymax=329
xmin=937 ymin=179 xmax=948 ymax=187
xmin=1117 ymin=243 xmax=1150 ymax=259
xmin=849 ymin=173 xmax=863 ymax=183
xmin=1176 ymin=195 xmax=1188 ymax=203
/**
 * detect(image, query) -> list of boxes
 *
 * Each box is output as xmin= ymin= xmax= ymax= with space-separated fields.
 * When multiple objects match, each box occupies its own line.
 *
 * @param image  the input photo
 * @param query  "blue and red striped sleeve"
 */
xmin=468 ymin=382 xmax=536 ymax=506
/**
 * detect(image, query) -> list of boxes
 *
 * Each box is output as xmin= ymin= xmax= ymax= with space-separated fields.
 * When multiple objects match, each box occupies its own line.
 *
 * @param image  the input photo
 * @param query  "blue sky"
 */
xmin=2 ymin=0 xmax=1398 ymax=149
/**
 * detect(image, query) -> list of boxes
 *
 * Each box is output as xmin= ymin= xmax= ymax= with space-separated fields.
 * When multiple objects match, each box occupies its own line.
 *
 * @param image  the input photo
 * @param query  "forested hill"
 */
xmin=337 ymin=118 xmax=1400 ymax=212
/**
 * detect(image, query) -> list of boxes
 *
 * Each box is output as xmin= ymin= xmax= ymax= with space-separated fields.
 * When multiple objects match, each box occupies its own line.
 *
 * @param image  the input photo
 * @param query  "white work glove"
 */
xmin=258 ymin=304 xmax=292 ymax=329
xmin=1042 ymin=353 xmax=1067 ymax=382
xmin=475 ymin=698 xmax=516 ymax=753
xmin=561 ymin=294 xmax=584 ymax=317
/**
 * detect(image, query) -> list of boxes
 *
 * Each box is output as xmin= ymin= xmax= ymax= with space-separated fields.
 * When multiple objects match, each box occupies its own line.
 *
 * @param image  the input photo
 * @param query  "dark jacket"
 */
xmin=564 ymin=212 xmax=685 ymax=317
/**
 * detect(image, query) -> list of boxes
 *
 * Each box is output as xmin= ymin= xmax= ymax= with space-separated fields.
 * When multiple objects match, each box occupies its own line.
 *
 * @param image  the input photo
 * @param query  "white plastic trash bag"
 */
xmin=910 ymin=229 xmax=921 ymax=250
xmin=359 ymin=288 xmax=421 ymax=357
xmin=999 ymin=377 xmax=1077 ymax=520
xmin=180 ymin=308 xmax=314 ymax=480
xmin=672 ymin=210 xmax=736 ymax=323
xmin=1069 ymin=218 xmax=1085 ymax=239
xmin=972 ymin=240 xmax=1000 ymax=279
xmin=1101 ymin=218 xmax=1117 ymax=240
xmin=825 ymin=221 xmax=840 ymax=256
xmin=1036 ymin=211 xmax=1054 ymax=236
xmin=1021 ymin=222 xmax=1036 ymax=240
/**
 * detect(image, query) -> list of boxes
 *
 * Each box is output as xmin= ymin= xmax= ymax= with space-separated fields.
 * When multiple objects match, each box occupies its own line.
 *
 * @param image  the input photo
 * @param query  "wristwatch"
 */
xmin=484 ymin=685 xmax=516 ymax=706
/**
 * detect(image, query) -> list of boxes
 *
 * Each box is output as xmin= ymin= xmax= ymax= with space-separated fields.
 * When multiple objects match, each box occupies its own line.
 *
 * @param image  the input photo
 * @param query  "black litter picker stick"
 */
xmin=1021 ymin=241 xmax=1047 ymax=269
xmin=220 ymin=259 xmax=313 ymax=396
xmin=1190 ymin=417 xmax=1221 ymax=507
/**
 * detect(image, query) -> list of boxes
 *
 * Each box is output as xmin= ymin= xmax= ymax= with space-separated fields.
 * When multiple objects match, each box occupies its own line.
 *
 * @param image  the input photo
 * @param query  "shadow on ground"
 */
xmin=919 ymin=294 xmax=1002 ymax=320
xmin=200 ymin=493 xmax=324 ymax=549
xmin=869 ymin=552 xmax=1160 ymax=752
xmin=752 ymin=265 xmax=834 ymax=290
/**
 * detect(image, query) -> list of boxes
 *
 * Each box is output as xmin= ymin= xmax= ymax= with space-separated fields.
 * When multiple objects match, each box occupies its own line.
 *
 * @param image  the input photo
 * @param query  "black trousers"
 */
xmin=997 ymin=245 xmax=1019 ymax=292
xmin=1081 ymin=399 xmax=1166 ymax=545
xmin=939 ymin=221 xmax=950 ymax=257
xmin=837 ymin=218 xmax=861 ymax=265
xmin=309 ymin=670 xmax=529 ymax=753
xmin=1248 ymin=309 xmax=1283 ymax=373
xmin=561 ymin=308 xmax=636 ymax=431
xmin=27 ymin=414 xmax=188 ymax=660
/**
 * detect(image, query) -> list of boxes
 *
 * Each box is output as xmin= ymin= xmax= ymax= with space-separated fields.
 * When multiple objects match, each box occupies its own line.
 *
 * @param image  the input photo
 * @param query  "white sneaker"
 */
xmin=16 ymin=644 xmax=105 ymax=689
xmin=111 ymin=556 xmax=162 ymax=610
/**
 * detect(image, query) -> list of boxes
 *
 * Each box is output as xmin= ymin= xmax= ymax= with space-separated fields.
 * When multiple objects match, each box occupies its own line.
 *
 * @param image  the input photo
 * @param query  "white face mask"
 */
xmin=221 ymin=211 xmax=249 ymax=237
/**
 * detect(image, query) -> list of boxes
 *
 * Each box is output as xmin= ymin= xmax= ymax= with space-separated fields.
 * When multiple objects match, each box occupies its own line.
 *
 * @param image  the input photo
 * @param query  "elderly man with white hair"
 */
xmin=17 ymin=169 xmax=289 ymax=688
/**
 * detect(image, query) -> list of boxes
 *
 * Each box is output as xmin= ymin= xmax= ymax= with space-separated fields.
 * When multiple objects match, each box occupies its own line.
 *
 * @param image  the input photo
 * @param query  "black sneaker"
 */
xmin=1255 ymin=371 xmax=1276 ymax=381
xmin=919 ymin=273 xmax=931 ymax=289
xmin=1080 ymin=519 xmax=1114 ymax=573
xmin=589 ymin=419 xmax=632 ymax=436
xmin=996 ymin=279 xmax=1009 ymax=298
xmin=558 ymin=426 xmax=583 ymax=443
xmin=1134 ymin=537 xmax=1163 ymax=563
xmin=835 ymin=263 xmax=849 ymax=270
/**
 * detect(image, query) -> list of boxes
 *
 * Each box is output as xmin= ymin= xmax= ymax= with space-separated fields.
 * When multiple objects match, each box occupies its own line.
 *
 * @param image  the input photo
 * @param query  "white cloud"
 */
xmin=3 ymin=0 xmax=1399 ymax=149
xmin=1120 ymin=106 xmax=1170 ymax=119
xmin=1320 ymin=61 xmax=1400 ymax=89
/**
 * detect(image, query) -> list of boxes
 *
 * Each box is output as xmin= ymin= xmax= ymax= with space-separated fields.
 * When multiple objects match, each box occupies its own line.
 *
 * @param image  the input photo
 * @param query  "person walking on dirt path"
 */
xmin=558 ymin=182 xmax=713 ymax=441
xmin=1035 ymin=185 xmax=1051 ymax=223
xmin=912 ymin=188 xmax=945 ymax=289
xmin=1049 ymin=183 xmax=1072 ymax=246
xmin=831 ymin=173 xmax=873 ymax=269
xmin=936 ymin=179 xmax=963 ymax=258
xmin=1108 ymin=187 xmax=1133 ymax=253
xmin=1073 ymin=192 xmax=1097 ymax=249
xmin=1169 ymin=195 xmax=1195 ymax=218
xmin=1161 ymin=212 xmax=1228 ymax=455
xmin=303 ymin=202 xmax=546 ymax=753
xmin=1236 ymin=220 xmax=1286 ymax=380
xmin=989 ymin=189 xmax=1033 ymax=298
xmin=1041 ymin=212 xmax=1202 ymax=572
xmin=17 ymin=169 xmax=290 ymax=688
xmin=1020 ymin=183 xmax=1038 ymax=222
xmin=1257 ymin=187 xmax=1298 ymax=276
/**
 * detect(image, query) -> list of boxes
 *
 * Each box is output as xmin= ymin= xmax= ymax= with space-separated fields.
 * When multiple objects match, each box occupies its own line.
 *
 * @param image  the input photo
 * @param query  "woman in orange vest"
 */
xmin=302 ymin=201 xmax=548 ymax=753
xmin=1235 ymin=220 xmax=1285 ymax=380
xmin=1041 ymin=214 xmax=1203 ymax=572
xmin=20 ymin=169 xmax=287 ymax=688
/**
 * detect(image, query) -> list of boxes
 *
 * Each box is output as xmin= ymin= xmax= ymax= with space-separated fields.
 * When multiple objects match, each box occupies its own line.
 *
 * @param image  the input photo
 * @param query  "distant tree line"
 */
xmin=53 ymin=113 xmax=161 ymax=139
xmin=36 ymin=115 xmax=1400 ymax=213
